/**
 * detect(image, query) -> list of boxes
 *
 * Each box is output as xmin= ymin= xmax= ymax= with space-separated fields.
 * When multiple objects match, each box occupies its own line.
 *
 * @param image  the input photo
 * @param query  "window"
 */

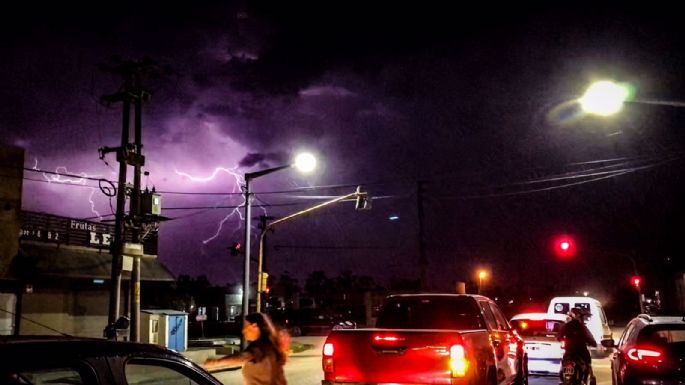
xmin=10 ymin=368 xmax=83 ymax=385
xmin=510 ymin=319 xmax=564 ymax=337
xmin=573 ymin=303 xmax=591 ymax=315
xmin=620 ymin=322 xmax=641 ymax=349
xmin=376 ymin=297 xmax=484 ymax=330
xmin=489 ymin=303 xmax=510 ymax=331
xmin=552 ymin=302 xmax=569 ymax=315
xmin=126 ymin=360 xmax=201 ymax=385
xmin=479 ymin=301 xmax=498 ymax=330
xmin=638 ymin=325 xmax=685 ymax=345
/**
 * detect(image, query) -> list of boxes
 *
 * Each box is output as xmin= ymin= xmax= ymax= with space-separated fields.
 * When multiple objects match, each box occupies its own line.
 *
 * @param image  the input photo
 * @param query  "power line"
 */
xmin=437 ymin=157 xmax=679 ymax=200
xmin=273 ymin=245 xmax=400 ymax=250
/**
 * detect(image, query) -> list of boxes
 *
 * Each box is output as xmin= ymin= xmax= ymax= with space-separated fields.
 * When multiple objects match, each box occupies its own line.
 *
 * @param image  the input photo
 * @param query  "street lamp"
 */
xmin=241 ymin=152 xmax=316 ymax=346
xmin=477 ymin=270 xmax=487 ymax=294
xmin=255 ymin=188 xmax=367 ymax=313
xmin=579 ymin=80 xmax=631 ymax=116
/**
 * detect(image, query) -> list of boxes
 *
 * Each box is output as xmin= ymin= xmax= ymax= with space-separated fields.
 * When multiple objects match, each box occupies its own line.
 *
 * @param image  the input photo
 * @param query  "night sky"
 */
xmin=2 ymin=2 xmax=684 ymax=303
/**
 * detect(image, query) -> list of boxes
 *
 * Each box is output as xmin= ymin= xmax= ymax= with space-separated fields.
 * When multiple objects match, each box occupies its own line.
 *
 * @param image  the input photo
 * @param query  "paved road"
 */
xmin=529 ymin=357 xmax=613 ymax=385
xmin=210 ymin=336 xmax=614 ymax=385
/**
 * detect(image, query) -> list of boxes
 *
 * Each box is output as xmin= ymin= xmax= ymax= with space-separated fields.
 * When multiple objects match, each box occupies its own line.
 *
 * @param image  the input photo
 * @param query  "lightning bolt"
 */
xmin=35 ymin=158 xmax=103 ymax=220
xmin=175 ymin=166 xmax=268 ymax=244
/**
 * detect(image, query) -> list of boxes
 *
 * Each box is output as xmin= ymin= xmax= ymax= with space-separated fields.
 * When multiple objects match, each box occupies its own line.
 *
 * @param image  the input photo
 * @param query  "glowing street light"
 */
xmin=240 ymin=151 xmax=317 ymax=347
xmin=294 ymin=152 xmax=317 ymax=173
xmin=477 ymin=270 xmax=488 ymax=294
xmin=579 ymin=80 xmax=631 ymax=116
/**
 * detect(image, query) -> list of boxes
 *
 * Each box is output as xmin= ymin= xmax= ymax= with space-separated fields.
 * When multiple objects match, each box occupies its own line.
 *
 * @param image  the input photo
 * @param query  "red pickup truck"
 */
xmin=322 ymin=293 xmax=528 ymax=385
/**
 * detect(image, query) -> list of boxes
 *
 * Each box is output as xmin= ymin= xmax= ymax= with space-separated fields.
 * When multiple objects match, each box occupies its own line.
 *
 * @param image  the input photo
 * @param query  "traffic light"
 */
xmin=229 ymin=241 xmax=241 ymax=256
xmin=553 ymin=235 xmax=576 ymax=259
xmin=355 ymin=186 xmax=371 ymax=210
xmin=259 ymin=272 xmax=269 ymax=293
xmin=631 ymin=275 xmax=641 ymax=288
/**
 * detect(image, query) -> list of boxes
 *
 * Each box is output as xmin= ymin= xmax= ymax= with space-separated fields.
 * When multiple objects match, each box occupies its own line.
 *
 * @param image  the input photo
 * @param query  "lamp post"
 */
xmin=255 ymin=188 xmax=368 ymax=313
xmin=240 ymin=152 xmax=316 ymax=347
xmin=477 ymin=270 xmax=487 ymax=295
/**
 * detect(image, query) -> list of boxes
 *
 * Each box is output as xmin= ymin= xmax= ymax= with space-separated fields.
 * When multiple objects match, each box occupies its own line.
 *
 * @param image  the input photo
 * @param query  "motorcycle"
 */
xmin=559 ymin=341 xmax=596 ymax=385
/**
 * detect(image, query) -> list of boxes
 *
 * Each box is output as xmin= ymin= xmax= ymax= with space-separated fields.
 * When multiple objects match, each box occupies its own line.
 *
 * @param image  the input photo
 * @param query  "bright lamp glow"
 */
xmin=294 ymin=152 xmax=317 ymax=173
xmin=478 ymin=270 xmax=487 ymax=280
xmin=579 ymin=80 xmax=630 ymax=116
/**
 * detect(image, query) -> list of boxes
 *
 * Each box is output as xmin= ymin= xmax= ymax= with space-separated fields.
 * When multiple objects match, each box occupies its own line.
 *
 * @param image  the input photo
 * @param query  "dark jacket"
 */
xmin=557 ymin=318 xmax=597 ymax=362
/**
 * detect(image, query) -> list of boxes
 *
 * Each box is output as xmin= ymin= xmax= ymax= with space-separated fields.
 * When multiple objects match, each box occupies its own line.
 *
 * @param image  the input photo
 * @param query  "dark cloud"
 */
xmin=2 ymin=2 xmax=685 ymax=292
xmin=238 ymin=152 xmax=288 ymax=168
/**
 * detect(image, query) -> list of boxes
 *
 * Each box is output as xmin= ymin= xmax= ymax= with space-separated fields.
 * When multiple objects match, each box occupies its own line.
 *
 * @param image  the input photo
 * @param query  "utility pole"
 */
xmin=256 ymin=215 xmax=275 ymax=312
xmin=417 ymin=180 xmax=427 ymax=290
xmin=100 ymin=59 xmax=156 ymax=341
xmin=102 ymin=90 xmax=131 ymax=334
xmin=129 ymin=71 xmax=146 ymax=342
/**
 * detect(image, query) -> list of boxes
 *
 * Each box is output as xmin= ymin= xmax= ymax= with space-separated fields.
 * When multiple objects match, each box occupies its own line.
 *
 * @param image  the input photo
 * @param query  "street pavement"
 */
xmin=201 ymin=335 xmax=615 ymax=385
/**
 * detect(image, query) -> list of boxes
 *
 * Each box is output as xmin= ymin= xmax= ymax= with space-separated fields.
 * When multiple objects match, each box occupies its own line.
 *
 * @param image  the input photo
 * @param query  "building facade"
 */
xmin=0 ymin=146 xmax=175 ymax=337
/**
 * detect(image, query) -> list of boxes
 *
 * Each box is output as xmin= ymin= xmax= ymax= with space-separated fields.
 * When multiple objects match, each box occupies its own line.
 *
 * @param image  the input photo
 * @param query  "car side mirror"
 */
xmin=601 ymin=338 xmax=615 ymax=348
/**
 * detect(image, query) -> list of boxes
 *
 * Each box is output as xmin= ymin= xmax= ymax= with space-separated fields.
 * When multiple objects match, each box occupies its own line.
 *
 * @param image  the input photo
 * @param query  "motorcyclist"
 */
xmin=557 ymin=307 xmax=597 ymax=384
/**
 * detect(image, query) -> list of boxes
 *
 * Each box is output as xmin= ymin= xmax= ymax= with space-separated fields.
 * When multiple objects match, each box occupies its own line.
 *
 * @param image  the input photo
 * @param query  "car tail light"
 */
xmin=560 ymin=340 xmax=566 ymax=349
xmin=627 ymin=347 xmax=662 ymax=364
xmin=450 ymin=344 xmax=469 ymax=377
xmin=322 ymin=343 xmax=335 ymax=373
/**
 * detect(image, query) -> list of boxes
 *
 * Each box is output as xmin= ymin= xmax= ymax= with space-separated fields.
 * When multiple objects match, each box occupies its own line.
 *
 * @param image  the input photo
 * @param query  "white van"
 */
xmin=547 ymin=296 xmax=612 ymax=357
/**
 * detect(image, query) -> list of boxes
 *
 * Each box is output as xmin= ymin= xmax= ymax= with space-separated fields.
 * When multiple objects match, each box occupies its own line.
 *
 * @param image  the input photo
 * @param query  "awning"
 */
xmin=11 ymin=242 xmax=175 ymax=282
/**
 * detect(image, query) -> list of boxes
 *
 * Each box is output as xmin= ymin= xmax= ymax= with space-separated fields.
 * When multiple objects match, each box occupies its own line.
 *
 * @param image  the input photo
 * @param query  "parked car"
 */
xmin=603 ymin=314 xmax=685 ymax=385
xmin=510 ymin=312 xmax=568 ymax=376
xmin=0 ymin=335 xmax=223 ymax=385
xmin=322 ymin=293 xmax=528 ymax=385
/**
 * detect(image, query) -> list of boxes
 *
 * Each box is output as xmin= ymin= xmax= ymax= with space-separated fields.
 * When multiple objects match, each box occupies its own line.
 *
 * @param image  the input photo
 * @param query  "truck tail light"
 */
xmin=323 ymin=342 xmax=335 ymax=373
xmin=450 ymin=344 xmax=468 ymax=377
xmin=372 ymin=334 xmax=405 ymax=345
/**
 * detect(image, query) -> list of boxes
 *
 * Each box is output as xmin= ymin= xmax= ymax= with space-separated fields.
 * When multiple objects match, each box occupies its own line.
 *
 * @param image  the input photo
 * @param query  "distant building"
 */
xmin=0 ymin=145 xmax=175 ymax=337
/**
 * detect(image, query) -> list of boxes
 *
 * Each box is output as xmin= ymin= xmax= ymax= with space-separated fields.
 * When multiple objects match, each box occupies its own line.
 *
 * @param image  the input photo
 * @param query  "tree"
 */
xmin=272 ymin=271 xmax=301 ymax=300
xmin=305 ymin=271 xmax=334 ymax=306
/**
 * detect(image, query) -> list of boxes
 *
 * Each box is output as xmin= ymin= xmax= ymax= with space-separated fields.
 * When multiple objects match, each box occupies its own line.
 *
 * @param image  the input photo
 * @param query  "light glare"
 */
xmin=294 ymin=152 xmax=317 ymax=173
xmin=579 ymin=80 xmax=630 ymax=116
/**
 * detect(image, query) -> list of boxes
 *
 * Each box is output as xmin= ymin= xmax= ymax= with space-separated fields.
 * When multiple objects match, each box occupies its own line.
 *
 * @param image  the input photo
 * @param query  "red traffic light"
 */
xmin=631 ymin=276 xmax=641 ymax=288
xmin=230 ymin=242 xmax=241 ymax=256
xmin=553 ymin=235 xmax=576 ymax=258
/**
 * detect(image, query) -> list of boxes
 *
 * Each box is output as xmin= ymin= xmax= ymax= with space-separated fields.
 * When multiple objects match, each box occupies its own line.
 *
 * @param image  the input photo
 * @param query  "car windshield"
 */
xmin=510 ymin=319 xmax=564 ymax=337
xmin=376 ymin=296 xmax=484 ymax=330
xmin=638 ymin=325 xmax=685 ymax=346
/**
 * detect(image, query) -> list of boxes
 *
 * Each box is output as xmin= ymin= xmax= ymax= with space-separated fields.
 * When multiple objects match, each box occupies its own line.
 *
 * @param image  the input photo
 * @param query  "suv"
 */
xmin=603 ymin=314 xmax=685 ymax=385
xmin=0 ymin=336 xmax=222 ymax=385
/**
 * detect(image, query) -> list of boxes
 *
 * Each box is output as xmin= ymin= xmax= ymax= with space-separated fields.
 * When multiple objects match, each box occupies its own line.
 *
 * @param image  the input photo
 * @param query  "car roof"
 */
xmin=388 ymin=293 xmax=488 ymax=299
xmin=635 ymin=315 xmax=685 ymax=325
xmin=0 ymin=335 xmax=179 ymax=362
xmin=549 ymin=296 xmax=601 ymax=304
xmin=511 ymin=313 xmax=568 ymax=321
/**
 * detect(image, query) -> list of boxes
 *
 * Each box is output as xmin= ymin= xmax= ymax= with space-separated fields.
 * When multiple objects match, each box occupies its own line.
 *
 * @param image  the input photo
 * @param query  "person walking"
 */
xmin=204 ymin=313 xmax=288 ymax=385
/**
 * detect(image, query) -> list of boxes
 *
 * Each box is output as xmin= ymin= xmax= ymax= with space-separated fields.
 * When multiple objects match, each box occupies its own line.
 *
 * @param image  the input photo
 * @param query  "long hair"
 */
xmin=245 ymin=312 xmax=289 ymax=364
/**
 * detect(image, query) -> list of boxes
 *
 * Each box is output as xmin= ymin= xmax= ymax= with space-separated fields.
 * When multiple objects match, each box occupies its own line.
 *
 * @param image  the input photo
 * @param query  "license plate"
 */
xmin=563 ymin=365 xmax=574 ymax=375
